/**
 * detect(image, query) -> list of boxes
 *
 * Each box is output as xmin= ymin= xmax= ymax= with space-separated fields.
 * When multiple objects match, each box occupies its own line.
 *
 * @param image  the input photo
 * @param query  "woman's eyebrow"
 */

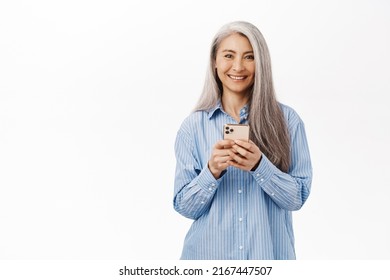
xmin=221 ymin=49 xmax=254 ymax=54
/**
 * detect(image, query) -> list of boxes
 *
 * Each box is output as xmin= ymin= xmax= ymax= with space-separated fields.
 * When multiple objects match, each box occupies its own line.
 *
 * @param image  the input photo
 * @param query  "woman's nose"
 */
xmin=232 ymin=58 xmax=244 ymax=72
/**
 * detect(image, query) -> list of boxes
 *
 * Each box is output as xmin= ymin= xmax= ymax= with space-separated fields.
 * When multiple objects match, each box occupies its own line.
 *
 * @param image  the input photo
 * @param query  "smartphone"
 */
xmin=223 ymin=124 xmax=250 ymax=141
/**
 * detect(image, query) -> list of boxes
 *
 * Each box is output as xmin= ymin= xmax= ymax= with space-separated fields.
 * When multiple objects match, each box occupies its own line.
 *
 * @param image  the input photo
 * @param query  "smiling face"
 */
xmin=215 ymin=33 xmax=255 ymax=97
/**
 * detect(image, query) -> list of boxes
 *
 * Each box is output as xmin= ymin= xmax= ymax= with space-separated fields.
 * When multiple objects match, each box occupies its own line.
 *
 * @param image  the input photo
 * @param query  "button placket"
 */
xmin=236 ymin=183 xmax=246 ymax=258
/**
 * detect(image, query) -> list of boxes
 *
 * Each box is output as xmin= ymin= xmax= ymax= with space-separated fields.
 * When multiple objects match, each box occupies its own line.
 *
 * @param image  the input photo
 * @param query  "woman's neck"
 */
xmin=221 ymin=92 xmax=249 ymax=123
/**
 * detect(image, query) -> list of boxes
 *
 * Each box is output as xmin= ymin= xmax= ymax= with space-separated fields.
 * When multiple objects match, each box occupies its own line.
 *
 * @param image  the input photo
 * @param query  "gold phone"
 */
xmin=223 ymin=124 xmax=250 ymax=141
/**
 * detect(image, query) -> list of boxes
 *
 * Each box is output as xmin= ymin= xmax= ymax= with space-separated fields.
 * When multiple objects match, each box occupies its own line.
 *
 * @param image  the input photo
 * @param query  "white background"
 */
xmin=0 ymin=0 xmax=389 ymax=260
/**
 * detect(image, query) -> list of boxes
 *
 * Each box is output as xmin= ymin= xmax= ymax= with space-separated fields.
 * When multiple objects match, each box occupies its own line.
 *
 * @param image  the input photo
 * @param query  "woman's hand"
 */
xmin=208 ymin=139 xmax=235 ymax=179
xmin=227 ymin=139 xmax=262 ymax=171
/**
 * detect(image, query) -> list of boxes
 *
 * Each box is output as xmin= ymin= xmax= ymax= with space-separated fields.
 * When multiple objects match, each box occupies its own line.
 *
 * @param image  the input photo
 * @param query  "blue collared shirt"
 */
xmin=173 ymin=101 xmax=312 ymax=260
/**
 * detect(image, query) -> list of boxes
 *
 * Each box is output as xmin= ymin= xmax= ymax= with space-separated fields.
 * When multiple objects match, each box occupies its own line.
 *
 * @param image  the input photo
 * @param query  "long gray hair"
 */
xmin=194 ymin=21 xmax=290 ymax=172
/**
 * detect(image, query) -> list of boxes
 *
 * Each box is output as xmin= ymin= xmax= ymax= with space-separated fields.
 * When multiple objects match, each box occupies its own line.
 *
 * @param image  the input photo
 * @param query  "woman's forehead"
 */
xmin=217 ymin=33 xmax=253 ymax=52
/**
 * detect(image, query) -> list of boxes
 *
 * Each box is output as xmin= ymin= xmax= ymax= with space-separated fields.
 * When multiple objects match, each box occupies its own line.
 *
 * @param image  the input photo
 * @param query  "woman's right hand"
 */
xmin=208 ymin=139 xmax=235 ymax=179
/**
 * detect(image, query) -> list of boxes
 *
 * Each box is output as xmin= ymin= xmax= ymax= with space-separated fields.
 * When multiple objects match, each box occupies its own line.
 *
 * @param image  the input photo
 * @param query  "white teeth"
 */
xmin=229 ymin=75 xmax=245 ymax=80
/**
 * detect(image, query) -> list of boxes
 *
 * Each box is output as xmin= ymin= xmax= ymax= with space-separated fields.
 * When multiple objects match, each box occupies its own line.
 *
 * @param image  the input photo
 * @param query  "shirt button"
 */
xmin=208 ymin=188 xmax=212 ymax=191
xmin=271 ymin=192 xmax=275 ymax=196
xmin=260 ymin=178 xmax=264 ymax=182
xmin=201 ymin=201 xmax=205 ymax=204
xmin=238 ymin=189 xmax=242 ymax=194
xmin=211 ymin=183 xmax=216 ymax=187
xmin=239 ymin=246 xmax=243 ymax=250
xmin=239 ymin=218 xmax=243 ymax=222
xmin=256 ymin=173 xmax=260 ymax=177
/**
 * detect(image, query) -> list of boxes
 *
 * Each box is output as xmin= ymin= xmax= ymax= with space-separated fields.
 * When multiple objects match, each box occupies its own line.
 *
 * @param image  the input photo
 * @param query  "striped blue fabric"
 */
xmin=173 ymin=101 xmax=312 ymax=260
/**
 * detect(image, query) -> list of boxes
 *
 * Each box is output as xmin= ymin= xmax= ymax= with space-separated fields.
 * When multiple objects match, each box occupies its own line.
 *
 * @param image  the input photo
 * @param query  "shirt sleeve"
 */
xmin=250 ymin=114 xmax=313 ymax=211
xmin=173 ymin=128 xmax=223 ymax=220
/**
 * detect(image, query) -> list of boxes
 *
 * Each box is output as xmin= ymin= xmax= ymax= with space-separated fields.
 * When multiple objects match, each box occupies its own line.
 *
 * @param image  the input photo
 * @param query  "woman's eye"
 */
xmin=224 ymin=54 xmax=233 ymax=58
xmin=245 ymin=55 xmax=254 ymax=60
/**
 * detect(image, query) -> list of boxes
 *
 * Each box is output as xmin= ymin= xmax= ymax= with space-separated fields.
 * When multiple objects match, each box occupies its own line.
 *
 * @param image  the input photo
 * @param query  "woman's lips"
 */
xmin=228 ymin=74 xmax=247 ymax=80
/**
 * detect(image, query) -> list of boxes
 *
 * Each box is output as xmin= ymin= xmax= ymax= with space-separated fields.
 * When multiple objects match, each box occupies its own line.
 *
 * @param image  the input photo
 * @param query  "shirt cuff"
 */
xmin=196 ymin=165 xmax=222 ymax=194
xmin=250 ymin=154 xmax=278 ymax=186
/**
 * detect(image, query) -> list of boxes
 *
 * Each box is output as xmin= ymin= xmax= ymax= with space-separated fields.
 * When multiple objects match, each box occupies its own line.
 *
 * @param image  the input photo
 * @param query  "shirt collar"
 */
xmin=207 ymin=100 xmax=249 ymax=120
xmin=207 ymin=100 xmax=224 ymax=119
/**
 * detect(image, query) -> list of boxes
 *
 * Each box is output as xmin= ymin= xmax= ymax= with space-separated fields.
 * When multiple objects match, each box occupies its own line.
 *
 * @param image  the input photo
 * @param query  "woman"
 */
xmin=173 ymin=21 xmax=312 ymax=260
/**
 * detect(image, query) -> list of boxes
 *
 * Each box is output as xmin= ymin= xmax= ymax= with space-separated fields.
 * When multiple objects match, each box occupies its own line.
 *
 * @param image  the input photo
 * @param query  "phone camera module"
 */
xmin=225 ymin=126 xmax=234 ymax=135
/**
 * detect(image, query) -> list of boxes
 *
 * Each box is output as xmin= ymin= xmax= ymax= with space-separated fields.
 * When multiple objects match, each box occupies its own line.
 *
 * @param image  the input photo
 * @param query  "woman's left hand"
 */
xmin=227 ymin=139 xmax=262 ymax=171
